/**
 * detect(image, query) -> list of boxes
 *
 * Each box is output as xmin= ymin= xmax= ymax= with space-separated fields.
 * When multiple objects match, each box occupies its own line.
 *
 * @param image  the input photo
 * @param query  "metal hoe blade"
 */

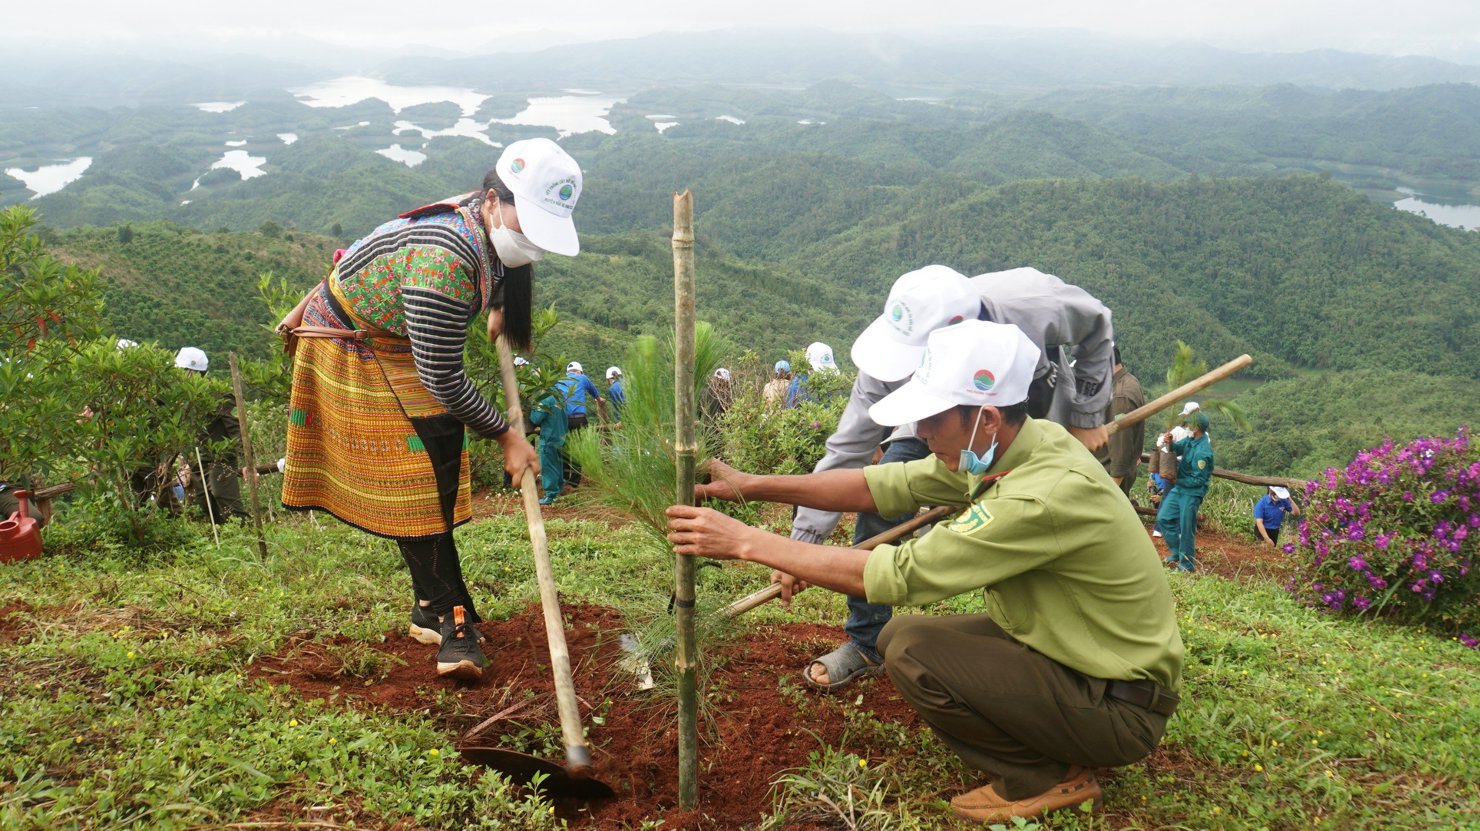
xmin=460 ymin=746 xmax=616 ymax=800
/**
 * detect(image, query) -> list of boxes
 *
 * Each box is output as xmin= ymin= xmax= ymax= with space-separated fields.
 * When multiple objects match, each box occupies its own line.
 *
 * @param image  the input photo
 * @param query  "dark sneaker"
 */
xmin=435 ymin=606 xmax=487 ymax=681
xmin=409 ymin=603 xmax=442 ymax=645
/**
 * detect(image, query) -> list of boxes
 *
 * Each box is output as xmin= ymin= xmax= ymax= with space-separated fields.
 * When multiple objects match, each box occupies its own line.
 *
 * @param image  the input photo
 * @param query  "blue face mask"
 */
xmin=957 ymin=407 xmax=999 ymax=476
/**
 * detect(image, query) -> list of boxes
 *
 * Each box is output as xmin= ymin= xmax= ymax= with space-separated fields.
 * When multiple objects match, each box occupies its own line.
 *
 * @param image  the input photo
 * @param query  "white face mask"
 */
xmin=487 ymin=199 xmax=545 ymax=268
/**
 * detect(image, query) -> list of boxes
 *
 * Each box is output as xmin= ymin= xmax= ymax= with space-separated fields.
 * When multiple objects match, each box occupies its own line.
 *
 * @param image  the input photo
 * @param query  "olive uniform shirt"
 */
xmin=862 ymin=417 xmax=1184 ymax=693
xmin=1170 ymin=433 xmax=1214 ymax=496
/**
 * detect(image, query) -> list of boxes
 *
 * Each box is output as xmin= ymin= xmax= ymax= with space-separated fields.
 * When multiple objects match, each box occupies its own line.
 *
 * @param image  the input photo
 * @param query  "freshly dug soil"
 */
xmin=249 ymin=603 xmax=924 ymax=829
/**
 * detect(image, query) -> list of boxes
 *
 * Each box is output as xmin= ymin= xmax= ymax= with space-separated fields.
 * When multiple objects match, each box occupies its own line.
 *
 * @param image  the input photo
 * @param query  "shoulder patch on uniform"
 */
xmin=949 ymin=502 xmax=994 ymax=535
xmin=1197 ymin=459 xmax=1207 ymax=469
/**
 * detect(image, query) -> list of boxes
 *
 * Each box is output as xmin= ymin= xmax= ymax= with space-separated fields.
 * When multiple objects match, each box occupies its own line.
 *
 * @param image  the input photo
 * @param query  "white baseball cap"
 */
xmin=606 ymin=366 xmax=621 ymax=380
xmin=116 ymin=338 xmax=138 ymax=349
xmin=1180 ymin=401 xmax=1201 ymax=416
xmin=514 ymin=356 xmax=530 ymax=367
xmin=1271 ymin=486 xmax=1291 ymax=500
xmin=852 ymin=265 xmax=978 ymax=382
xmin=869 ymin=321 xmax=1041 ymax=428
xmin=496 ymin=138 xmax=582 ymax=256
xmin=566 ymin=361 xmax=584 ymax=373
xmin=805 ymin=342 xmax=837 ymax=372
xmin=174 ymin=346 xmax=209 ymax=372
xmin=713 ymin=367 xmax=731 ymax=382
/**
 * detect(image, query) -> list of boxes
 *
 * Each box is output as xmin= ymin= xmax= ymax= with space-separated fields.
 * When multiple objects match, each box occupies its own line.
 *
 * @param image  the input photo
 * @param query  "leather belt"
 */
xmin=1106 ymin=679 xmax=1179 ymax=717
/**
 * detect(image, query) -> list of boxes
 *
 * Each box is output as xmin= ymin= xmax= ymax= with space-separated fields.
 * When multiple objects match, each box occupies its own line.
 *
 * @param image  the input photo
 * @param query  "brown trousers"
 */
xmin=878 ymin=614 xmax=1167 ymax=800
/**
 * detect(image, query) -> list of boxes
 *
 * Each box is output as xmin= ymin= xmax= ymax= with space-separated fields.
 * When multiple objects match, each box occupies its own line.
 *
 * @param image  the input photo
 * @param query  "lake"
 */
xmin=492 ymin=94 xmax=621 ymax=138
xmin=1393 ymin=188 xmax=1480 ymax=231
xmin=5 ymin=157 xmax=92 ymax=198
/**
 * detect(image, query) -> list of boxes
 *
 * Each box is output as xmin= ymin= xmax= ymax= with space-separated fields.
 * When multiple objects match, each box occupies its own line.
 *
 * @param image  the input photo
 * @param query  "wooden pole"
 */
xmin=495 ymin=337 xmax=595 ymax=776
xmin=671 ymin=189 xmax=699 ymax=809
xmin=228 ymin=353 xmax=269 ymax=559
xmin=1118 ymin=354 xmax=1253 ymax=433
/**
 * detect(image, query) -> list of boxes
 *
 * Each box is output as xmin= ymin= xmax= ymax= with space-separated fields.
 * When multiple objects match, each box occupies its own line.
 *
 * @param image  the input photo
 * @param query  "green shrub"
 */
xmin=716 ymin=351 xmax=852 ymax=476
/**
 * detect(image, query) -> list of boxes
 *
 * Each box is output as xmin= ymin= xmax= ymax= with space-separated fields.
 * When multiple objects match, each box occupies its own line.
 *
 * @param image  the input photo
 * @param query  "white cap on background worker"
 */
xmin=175 ymin=347 xmax=209 ymax=373
xmin=805 ymin=342 xmax=838 ymax=372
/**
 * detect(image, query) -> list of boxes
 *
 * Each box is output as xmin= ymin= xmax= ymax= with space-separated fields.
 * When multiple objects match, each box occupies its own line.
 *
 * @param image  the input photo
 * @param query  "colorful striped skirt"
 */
xmin=281 ymin=282 xmax=472 ymax=539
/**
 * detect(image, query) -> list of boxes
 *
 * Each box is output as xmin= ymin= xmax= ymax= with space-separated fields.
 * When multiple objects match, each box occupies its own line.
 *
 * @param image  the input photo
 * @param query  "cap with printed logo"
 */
xmin=174 ymin=346 xmax=209 ymax=373
xmin=805 ymin=342 xmax=837 ymax=372
xmin=852 ymin=265 xmax=978 ymax=382
xmin=868 ymin=321 xmax=1040 ymax=427
xmin=495 ymin=138 xmax=583 ymax=256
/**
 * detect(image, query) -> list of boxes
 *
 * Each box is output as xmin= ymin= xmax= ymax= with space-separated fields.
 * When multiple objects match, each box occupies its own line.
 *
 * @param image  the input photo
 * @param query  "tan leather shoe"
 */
xmin=950 ymin=766 xmax=1103 ymax=822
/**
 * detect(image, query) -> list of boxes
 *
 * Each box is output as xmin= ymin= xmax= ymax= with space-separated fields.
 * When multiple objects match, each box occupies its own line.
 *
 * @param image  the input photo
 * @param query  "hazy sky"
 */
xmin=12 ymin=0 xmax=1480 ymax=61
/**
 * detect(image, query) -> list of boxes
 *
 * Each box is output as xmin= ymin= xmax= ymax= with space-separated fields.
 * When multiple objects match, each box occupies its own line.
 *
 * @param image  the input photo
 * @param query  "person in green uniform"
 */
xmin=528 ymin=390 xmax=568 ymax=505
xmin=1155 ymin=412 xmax=1213 ymax=572
xmin=666 ymin=321 xmax=1183 ymax=823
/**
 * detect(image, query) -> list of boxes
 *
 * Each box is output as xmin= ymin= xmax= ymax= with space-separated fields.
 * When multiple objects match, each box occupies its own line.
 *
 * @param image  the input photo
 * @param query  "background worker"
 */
xmin=1095 ymin=344 xmax=1145 ymax=499
xmin=175 ymin=346 xmax=245 ymax=523
xmin=789 ymin=264 xmax=1116 ymax=689
xmin=1155 ymin=411 xmax=1214 ymax=572
xmin=1254 ymin=485 xmax=1301 ymax=546
xmin=785 ymin=342 xmax=837 ymax=408
xmin=280 ymin=137 xmax=583 ymax=681
xmin=528 ymin=388 xmax=568 ymax=505
xmin=605 ymin=366 xmax=625 ymax=422
xmin=558 ymin=361 xmax=605 ymax=485
xmin=763 ymin=359 xmax=791 ymax=408
xmin=668 ymin=321 xmax=1181 ymax=824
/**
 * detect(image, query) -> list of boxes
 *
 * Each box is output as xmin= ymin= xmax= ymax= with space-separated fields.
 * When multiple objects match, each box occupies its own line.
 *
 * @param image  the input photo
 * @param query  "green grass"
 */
xmin=3 ymin=509 xmax=1477 ymax=829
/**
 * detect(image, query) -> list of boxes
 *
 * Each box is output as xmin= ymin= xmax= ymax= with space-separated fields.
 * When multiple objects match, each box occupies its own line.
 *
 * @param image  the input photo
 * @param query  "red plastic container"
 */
xmin=0 ymin=489 xmax=42 ymax=564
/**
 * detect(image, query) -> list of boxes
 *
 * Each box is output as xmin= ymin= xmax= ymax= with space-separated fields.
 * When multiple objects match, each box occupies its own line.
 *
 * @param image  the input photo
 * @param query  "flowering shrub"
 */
xmin=1286 ymin=428 xmax=1478 ymax=647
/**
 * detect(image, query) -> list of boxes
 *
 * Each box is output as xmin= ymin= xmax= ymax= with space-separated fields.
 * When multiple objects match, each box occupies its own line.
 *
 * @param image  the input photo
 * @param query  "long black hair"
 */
xmin=481 ymin=168 xmax=533 ymax=352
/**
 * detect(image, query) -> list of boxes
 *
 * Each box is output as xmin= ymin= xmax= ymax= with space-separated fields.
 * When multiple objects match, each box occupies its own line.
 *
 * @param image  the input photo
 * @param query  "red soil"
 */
xmin=248 ymin=603 xmax=923 ymax=829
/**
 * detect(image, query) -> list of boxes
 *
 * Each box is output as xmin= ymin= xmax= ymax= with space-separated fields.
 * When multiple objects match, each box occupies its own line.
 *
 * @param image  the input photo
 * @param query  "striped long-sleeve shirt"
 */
xmin=333 ymin=198 xmax=509 ymax=438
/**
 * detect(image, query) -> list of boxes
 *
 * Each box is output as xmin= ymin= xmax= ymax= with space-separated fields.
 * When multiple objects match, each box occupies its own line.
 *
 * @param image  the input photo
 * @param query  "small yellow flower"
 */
xmin=1254 ymin=764 xmax=1264 ymax=772
xmin=1213 ymin=806 xmax=1222 ymax=814
xmin=1369 ymin=706 xmax=1377 ymax=712
xmin=1271 ymin=740 xmax=1279 ymax=747
xmin=1325 ymin=769 xmax=1334 ymax=778
xmin=73 ymin=736 xmax=82 ymax=744
xmin=427 ymin=748 xmax=440 ymax=757
xmin=126 ymin=651 xmax=135 ymax=659
xmin=1311 ymin=739 xmax=1318 ymax=745
xmin=858 ymin=759 xmax=868 ymax=768
xmin=288 ymin=719 xmax=299 ymax=727
xmin=328 ymin=738 xmax=337 ymax=745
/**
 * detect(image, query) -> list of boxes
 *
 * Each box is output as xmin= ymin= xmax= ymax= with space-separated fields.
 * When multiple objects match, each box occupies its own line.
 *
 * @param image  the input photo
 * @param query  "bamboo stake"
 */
xmin=671 ymin=189 xmax=699 ymax=810
xmin=229 ymin=353 xmax=269 ymax=559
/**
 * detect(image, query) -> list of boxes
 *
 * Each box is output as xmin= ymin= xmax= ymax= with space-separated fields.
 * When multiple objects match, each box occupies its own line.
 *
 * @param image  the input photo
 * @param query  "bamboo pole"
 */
xmin=671 ymin=189 xmax=699 ymax=809
xmin=229 ymin=353 xmax=269 ymax=559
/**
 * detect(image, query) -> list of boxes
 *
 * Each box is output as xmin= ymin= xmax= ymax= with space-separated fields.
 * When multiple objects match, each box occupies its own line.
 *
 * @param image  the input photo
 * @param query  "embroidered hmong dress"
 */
xmin=282 ymin=196 xmax=506 ymax=539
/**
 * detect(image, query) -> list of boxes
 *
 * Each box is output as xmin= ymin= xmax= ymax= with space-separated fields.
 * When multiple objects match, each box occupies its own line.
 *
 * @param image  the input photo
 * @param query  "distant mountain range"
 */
xmin=3 ymin=28 xmax=1479 ymax=110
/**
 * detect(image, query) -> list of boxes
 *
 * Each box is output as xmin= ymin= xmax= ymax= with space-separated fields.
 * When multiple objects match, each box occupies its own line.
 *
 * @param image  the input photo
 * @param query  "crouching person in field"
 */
xmin=666 ymin=321 xmax=1183 ymax=823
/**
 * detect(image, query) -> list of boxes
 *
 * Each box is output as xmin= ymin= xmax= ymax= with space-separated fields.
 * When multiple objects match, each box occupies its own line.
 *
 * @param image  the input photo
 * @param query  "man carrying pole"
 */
xmin=666 ymin=321 xmax=1182 ymax=823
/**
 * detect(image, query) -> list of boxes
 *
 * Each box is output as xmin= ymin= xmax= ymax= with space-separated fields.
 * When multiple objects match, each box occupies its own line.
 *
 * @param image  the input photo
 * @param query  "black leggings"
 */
xmin=398 ymin=532 xmax=480 ymax=622
xmin=397 ymin=413 xmax=481 ymax=622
